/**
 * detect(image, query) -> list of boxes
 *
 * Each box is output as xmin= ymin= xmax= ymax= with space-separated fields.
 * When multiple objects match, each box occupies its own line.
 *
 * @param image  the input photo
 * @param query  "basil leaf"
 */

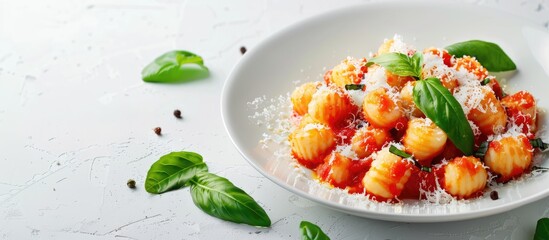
xmin=142 ymin=50 xmax=209 ymax=83
xmin=300 ymin=221 xmax=330 ymax=240
xmin=389 ymin=145 xmax=412 ymax=158
xmin=413 ymin=78 xmax=474 ymax=155
xmin=474 ymin=141 xmax=490 ymax=158
xmin=388 ymin=145 xmax=432 ymax=172
xmin=367 ymin=52 xmax=422 ymax=78
xmin=145 ymin=151 xmax=208 ymax=194
xmin=411 ymin=52 xmax=423 ymax=78
xmin=189 ymin=172 xmax=271 ymax=227
xmin=530 ymin=138 xmax=549 ymax=151
xmin=344 ymin=84 xmax=365 ymax=91
xmin=445 ymin=40 xmax=516 ymax=72
xmin=534 ymin=218 xmax=549 ymax=240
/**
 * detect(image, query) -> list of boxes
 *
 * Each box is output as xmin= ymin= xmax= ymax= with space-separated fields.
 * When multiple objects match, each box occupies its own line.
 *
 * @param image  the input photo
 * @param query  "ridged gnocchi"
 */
xmin=443 ymin=156 xmax=488 ymax=199
xmin=282 ymin=35 xmax=545 ymax=203
xmin=362 ymin=88 xmax=403 ymax=129
xmin=289 ymin=123 xmax=336 ymax=168
xmin=484 ymin=135 xmax=533 ymax=182
xmin=362 ymin=147 xmax=413 ymax=200
xmin=402 ymin=118 xmax=447 ymax=166
xmin=466 ymin=87 xmax=507 ymax=136
xmin=308 ymin=85 xmax=356 ymax=127
xmin=351 ymin=125 xmax=392 ymax=159
xmin=316 ymin=152 xmax=353 ymax=188
xmin=326 ymin=57 xmax=367 ymax=87
xmin=291 ymin=82 xmax=320 ymax=115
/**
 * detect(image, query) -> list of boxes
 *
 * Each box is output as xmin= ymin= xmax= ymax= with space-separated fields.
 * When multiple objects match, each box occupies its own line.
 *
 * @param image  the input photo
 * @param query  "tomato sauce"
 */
xmin=334 ymin=127 xmax=356 ymax=145
xmin=454 ymin=156 xmax=480 ymax=176
xmin=489 ymin=140 xmax=503 ymax=152
xmin=401 ymin=167 xmax=443 ymax=199
xmin=378 ymin=93 xmax=394 ymax=113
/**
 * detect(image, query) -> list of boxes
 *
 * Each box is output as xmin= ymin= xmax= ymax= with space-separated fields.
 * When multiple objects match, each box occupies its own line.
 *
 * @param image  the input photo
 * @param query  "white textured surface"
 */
xmin=0 ymin=0 xmax=548 ymax=239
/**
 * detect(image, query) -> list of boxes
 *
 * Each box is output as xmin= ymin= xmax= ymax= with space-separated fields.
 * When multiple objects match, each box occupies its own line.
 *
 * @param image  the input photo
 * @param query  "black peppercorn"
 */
xmin=154 ymin=127 xmax=162 ymax=135
xmin=173 ymin=109 xmax=182 ymax=119
xmin=127 ymin=179 xmax=136 ymax=189
xmin=490 ymin=190 xmax=499 ymax=200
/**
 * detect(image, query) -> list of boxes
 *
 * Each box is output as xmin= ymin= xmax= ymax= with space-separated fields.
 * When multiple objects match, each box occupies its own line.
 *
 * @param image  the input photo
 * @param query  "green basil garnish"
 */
xmin=534 ymin=218 xmax=549 ymax=240
xmin=300 ymin=221 xmax=331 ymax=240
xmin=388 ymin=145 xmax=432 ymax=172
xmin=344 ymin=84 xmax=365 ymax=90
xmin=145 ymin=151 xmax=208 ymax=194
xmin=367 ymin=52 xmax=423 ymax=79
xmin=474 ymin=141 xmax=490 ymax=158
xmin=445 ymin=40 xmax=516 ymax=72
xmin=389 ymin=145 xmax=412 ymax=158
xmin=142 ymin=50 xmax=209 ymax=83
xmin=530 ymin=138 xmax=549 ymax=151
xmin=189 ymin=172 xmax=271 ymax=227
xmin=413 ymin=78 xmax=474 ymax=155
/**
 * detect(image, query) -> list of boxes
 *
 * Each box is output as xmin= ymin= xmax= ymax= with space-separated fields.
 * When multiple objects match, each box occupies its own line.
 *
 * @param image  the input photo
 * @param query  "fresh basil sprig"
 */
xmin=413 ymin=78 xmax=474 ymax=155
xmin=145 ymin=151 xmax=208 ymax=194
xmin=367 ymin=52 xmax=423 ymax=79
xmin=534 ymin=218 xmax=549 ymax=240
xmin=142 ymin=50 xmax=209 ymax=83
xmin=189 ymin=172 xmax=271 ymax=227
xmin=445 ymin=40 xmax=516 ymax=72
xmin=145 ymin=151 xmax=270 ymax=227
xmin=300 ymin=221 xmax=331 ymax=240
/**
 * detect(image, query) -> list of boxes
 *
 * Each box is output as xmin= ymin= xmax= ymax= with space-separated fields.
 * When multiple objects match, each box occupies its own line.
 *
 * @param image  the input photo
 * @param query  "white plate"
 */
xmin=221 ymin=1 xmax=549 ymax=222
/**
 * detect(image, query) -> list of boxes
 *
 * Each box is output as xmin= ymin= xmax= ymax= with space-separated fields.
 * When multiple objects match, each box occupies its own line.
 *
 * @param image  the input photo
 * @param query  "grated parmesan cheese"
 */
xmin=347 ymin=89 xmax=366 ymax=107
xmin=248 ymin=35 xmax=546 ymax=209
xmin=422 ymin=52 xmax=455 ymax=80
xmin=335 ymin=144 xmax=358 ymax=160
xmin=363 ymin=66 xmax=390 ymax=90
xmin=453 ymin=83 xmax=486 ymax=115
xmin=389 ymin=34 xmax=415 ymax=55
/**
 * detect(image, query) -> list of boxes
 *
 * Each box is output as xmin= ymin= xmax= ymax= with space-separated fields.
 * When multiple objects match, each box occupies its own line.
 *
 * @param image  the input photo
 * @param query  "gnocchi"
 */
xmin=362 ymin=147 xmax=413 ymax=200
xmin=284 ymin=35 xmax=545 ymax=202
xmin=484 ymin=135 xmax=533 ymax=182
xmin=443 ymin=156 xmax=488 ymax=199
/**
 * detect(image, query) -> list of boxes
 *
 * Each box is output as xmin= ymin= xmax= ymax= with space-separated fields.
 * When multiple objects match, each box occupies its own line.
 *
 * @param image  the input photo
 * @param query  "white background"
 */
xmin=1 ymin=0 xmax=549 ymax=239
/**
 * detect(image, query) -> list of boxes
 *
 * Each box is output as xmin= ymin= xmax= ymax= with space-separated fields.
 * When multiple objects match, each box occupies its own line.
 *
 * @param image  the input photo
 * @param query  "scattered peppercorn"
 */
xmin=154 ymin=127 xmax=162 ymax=135
xmin=127 ymin=179 xmax=136 ymax=189
xmin=240 ymin=46 xmax=247 ymax=55
xmin=173 ymin=109 xmax=182 ymax=119
xmin=490 ymin=190 xmax=499 ymax=200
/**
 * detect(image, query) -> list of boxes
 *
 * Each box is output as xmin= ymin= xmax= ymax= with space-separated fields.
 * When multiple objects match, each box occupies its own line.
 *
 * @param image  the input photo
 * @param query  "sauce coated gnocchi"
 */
xmin=287 ymin=35 xmax=544 ymax=202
